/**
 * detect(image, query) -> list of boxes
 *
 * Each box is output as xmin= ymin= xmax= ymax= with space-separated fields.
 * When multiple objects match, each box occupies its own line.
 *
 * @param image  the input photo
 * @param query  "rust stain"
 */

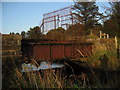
xmin=22 ymin=39 xmax=93 ymax=61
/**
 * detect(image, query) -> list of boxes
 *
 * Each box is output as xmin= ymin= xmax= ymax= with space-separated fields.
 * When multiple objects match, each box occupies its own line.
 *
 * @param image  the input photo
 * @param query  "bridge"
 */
xmin=21 ymin=39 xmax=93 ymax=61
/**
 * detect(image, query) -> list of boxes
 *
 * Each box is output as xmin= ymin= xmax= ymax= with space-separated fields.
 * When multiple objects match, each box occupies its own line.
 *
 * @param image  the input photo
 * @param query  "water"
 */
xmin=22 ymin=61 xmax=64 ymax=72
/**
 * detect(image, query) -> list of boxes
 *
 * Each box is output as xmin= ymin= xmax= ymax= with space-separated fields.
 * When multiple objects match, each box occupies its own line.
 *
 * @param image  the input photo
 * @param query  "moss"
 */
xmin=86 ymin=35 xmax=98 ymax=39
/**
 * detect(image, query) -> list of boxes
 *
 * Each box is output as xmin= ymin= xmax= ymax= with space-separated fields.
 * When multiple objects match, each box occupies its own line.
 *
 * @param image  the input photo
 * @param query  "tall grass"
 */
xmin=77 ymin=47 xmax=120 ymax=88
xmin=2 ymin=45 xmax=120 ymax=89
xmin=12 ymin=69 xmax=64 ymax=88
xmin=9 ymin=59 xmax=65 ymax=88
xmin=83 ymin=44 xmax=120 ymax=71
xmin=2 ymin=58 xmax=95 ymax=89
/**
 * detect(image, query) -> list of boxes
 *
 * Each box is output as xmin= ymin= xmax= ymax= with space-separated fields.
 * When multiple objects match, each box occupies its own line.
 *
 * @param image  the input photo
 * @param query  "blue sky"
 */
xmin=0 ymin=2 xmax=2 ymax=34
xmin=2 ymin=2 xmax=109 ymax=34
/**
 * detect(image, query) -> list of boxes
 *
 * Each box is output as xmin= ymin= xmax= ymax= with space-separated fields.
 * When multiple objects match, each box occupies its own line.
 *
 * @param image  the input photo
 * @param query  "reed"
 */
xmin=2 ymin=45 xmax=120 ymax=89
xmin=77 ymin=48 xmax=120 ymax=88
xmin=11 ymin=59 xmax=65 ymax=88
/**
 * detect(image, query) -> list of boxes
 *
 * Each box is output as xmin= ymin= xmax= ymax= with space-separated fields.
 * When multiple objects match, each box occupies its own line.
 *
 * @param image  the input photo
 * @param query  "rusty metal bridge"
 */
xmin=22 ymin=39 xmax=93 ymax=61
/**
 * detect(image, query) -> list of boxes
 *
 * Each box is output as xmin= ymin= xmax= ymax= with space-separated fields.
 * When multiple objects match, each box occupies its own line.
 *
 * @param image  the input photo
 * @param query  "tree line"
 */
xmin=18 ymin=0 xmax=120 ymax=40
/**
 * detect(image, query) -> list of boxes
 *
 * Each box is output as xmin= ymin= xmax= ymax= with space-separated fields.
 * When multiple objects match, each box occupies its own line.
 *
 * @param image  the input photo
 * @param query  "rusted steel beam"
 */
xmin=50 ymin=44 xmax=52 ymax=60
xmin=22 ymin=39 xmax=93 ymax=61
xmin=63 ymin=44 xmax=65 ymax=58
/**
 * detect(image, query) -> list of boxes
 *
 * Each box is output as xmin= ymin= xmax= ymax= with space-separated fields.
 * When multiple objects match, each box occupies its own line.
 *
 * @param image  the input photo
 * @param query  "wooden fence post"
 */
xmin=115 ymin=36 xmax=118 ymax=48
xmin=107 ymin=34 xmax=109 ymax=38
xmin=100 ymin=31 xmax=102 ymax=38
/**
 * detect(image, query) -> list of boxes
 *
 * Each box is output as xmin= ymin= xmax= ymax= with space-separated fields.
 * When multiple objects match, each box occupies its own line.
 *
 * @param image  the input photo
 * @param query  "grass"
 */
xmin=3 ymin=58 xmax=120 ymax=89
xmin=82 ymin=42 xmax=120 ymax=71
xmin=2 ymin=42 xmax=120 ymax=89
xmin=3 ymin=59 xmax=66 ymax=89
xmin=13 ymin=68 xmax=64 ymax=88
xmin=76 ymin=46 xmax=120 ymax=88
xmin=3 ymin=56 xmax=120 ymax=89
xmin=2 ymin=57 xmax=98 ymax=89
